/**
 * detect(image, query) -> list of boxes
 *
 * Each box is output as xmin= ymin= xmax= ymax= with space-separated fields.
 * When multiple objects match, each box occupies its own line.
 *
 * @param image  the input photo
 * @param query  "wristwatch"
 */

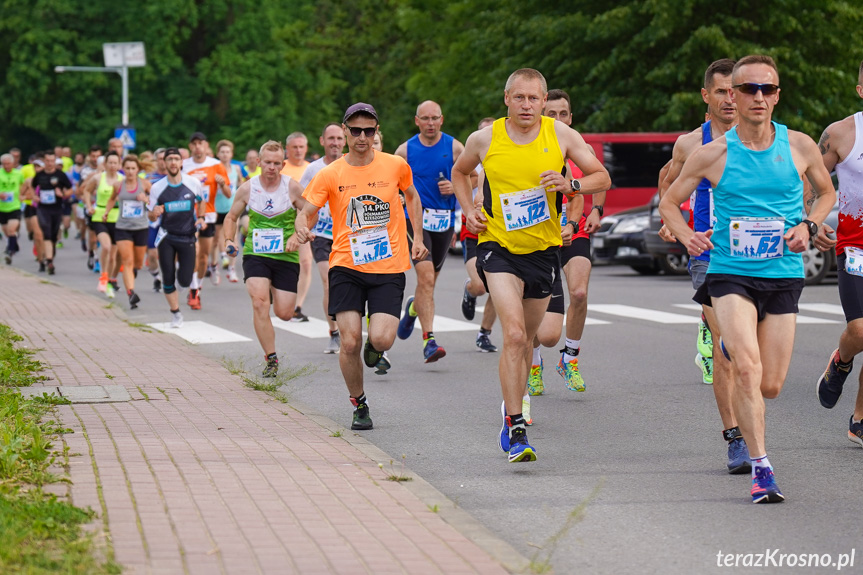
xmin=591 ymin=205 xmax=604 ymax=217
xmin=802 ymin=219 xmax=818 ymax=238
xmin=566 ymin=221 xmax=578 ymax=234
xmin=570 ymin=179 xmax=581 ymax=194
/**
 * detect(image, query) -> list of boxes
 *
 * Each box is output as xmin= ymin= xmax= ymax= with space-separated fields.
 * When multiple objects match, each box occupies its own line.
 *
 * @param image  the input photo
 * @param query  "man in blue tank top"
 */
xmin=660 ymin=59 xmax=752 ymax=475
xmin=660 ymin=55 xmax=836 ymax=504
xmin=394 ymin=101 xmax=472 ymax=363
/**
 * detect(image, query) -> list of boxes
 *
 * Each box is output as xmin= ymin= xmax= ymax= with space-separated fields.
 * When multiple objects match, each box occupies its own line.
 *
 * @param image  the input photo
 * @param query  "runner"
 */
xmin=460 ymin=117 xmax=499 ymax=354
xmin=213 ymin=140 xmax=241 ymax=284
xmin=102 ymin=154 xmax=152 ymax=309
xmin=83 ymin=151 xmax=123 ymax=296
xmin=453 ymin=69 xmax=610 ymax=462
xmin=20 ymin=155 xmax=44 ymax=267
xmin=0 ymin=153 xmax=23 ymax=264
xmin=148 ymin=147 xmax=206 ymax=329
xmin=295 ymin=102 xmax=428 ymax=430
xmin=79 ymin=145 xmax=102 ymax=269
xmin=298 ymin=123 xmax=347 ymax=354
xmin=146 ymin=148 xmax=167 ymax=291
xmin=660 ymin=55 xmax=836 ymax=503
xmin=281 ymin=132 xmax=313 ymax=322
xmin=223 ymin=140 xmax=304 ymax=377
xmin=659 ymin=59 xmax=750 ymax=474
xmin=245 ymin=149 xmax=261 ymax=178
xmin=813 ymin=59 xmax=863 ymax=448
xmin=24 ymin=150 xmax=74 ymax=275
xmin=183 ymin=131 xmax=230 ymax=310
xmin=395 ymin=101 xmax=472 ymax=362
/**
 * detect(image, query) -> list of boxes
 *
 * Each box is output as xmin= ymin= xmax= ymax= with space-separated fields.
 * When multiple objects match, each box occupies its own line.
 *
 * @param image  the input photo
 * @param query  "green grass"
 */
xmin=227 ymin=356 xmax=316 ymax=405
xmin=0 ymin=323 xmax=119 ymax=574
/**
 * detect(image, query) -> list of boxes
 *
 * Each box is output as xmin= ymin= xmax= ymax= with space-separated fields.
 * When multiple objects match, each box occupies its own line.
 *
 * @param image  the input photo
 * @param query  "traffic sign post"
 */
xmin=55 ymin=42 xmax=146 ymax=144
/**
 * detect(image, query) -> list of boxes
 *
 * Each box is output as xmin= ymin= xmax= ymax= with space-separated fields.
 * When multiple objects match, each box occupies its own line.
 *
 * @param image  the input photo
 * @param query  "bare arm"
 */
xmin=453 ymin=129 xmax=490 ymax=234
xmin=288 ymin=178 xmax=306 ymax=211
xmin=542 ymin=124 xmax=611 ymax=196
xmin=295 ymin=201 xmax=321 ymax=244
xmin=793 ymin=134 xmax=837 ymax=253
xmin=451 ymin=139 xmax=477 ymax=190
xmin=223 ymin=181 xmax=250 ymax=252
xmin=403 ymin=184 xmax=429 ymax=260
xmin=394 ymin=142 xmax=408 ymax=160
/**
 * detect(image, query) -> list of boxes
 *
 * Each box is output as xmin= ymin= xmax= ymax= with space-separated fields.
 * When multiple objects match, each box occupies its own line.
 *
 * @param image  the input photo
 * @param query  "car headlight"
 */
xmin=613 ymin=215 xmax=650 ymax=234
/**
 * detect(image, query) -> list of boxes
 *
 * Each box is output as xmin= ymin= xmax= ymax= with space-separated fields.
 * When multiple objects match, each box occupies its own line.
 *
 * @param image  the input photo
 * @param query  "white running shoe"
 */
xmin=227 ymin=267 xmax=238 ymax=283
xmin=170 ymin=311 xmax=184 ymax=329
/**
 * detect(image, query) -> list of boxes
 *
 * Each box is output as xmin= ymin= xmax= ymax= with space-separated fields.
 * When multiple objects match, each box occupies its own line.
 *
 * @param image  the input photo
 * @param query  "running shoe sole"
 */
xmin=849 ymin=431 xmax=863 ymax=448
xmin=498 ymin=401 xmax=509 ymax=452
xmin=752 ymin=490 xmax=785 ymax=504
xmin=424 ymin=347 xmax=446 ymax=363
xmin=508 ymin=445 xmax=537 ymax=463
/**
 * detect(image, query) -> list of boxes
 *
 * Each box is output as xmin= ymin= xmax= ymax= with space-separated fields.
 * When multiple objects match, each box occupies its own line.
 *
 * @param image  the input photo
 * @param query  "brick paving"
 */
xmin=2 ymin=267 xmax=522 ymax=575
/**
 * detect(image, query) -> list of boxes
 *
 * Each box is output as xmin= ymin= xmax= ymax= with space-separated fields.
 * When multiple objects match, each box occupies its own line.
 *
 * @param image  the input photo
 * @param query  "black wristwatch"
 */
xmin=570 ymin=179 xmax=581 ymax=194
xmin=802 ymin=219 xmax=818 ymax=238
xmin=566 ymin=221 xmax=578 ymax=234
xmin=591 ymin=205 xmax=604 ymax=217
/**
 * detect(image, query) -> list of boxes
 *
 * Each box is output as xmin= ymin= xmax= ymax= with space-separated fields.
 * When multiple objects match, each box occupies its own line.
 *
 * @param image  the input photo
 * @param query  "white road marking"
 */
xmin=271 ymin=317 xmax=332 ymax=339
xmin=588 ymin=304 xmax=701 ymax=324
xmin=477 ymin=306 xmax=610 ymax=326
xmin=797 ymin=303 xmax=845 ymax=316
xmin=148 ymin=321 xmax=252 ymax=344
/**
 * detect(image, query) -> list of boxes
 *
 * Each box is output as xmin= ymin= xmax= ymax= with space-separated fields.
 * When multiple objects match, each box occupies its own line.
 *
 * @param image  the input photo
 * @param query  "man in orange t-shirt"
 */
xmin=296 ymin=103 xmax=427 ymax=431
xmin=182 ymin=131 xmax=230 ymax=310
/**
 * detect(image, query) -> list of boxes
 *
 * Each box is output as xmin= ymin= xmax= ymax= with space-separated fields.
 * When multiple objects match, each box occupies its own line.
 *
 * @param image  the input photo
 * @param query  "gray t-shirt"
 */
xmin=115 ymin=179 xmax=149 ymax=230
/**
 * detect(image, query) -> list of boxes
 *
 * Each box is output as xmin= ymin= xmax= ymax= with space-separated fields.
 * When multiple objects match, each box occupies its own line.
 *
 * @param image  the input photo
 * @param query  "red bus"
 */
xmin=582 ymin=132 xmax=685 ymax=216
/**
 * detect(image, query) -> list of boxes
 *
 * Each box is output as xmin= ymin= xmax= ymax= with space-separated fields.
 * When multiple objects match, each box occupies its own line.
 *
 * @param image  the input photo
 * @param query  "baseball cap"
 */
xmin=164 ymin=147 xmax=182 ymax=159
xmin=343 ymin=103 xmax=378 ymax=124
xmin=189 ymin=131 xmax=207 ymax=142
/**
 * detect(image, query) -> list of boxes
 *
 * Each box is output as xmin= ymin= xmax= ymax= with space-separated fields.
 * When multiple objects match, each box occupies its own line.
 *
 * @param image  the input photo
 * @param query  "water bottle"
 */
xmin=226 ymin=244 xmax=238 ymax=257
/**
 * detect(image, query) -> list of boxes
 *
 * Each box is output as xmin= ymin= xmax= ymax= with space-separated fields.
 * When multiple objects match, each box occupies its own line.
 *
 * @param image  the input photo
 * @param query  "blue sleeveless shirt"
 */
xmin=406 ymin=133 xmax=457 ymax=217
xmin=709 ymin=122 xmax=803 ymax=279
xmin=691 ymin=121 xmax=714 ymax=262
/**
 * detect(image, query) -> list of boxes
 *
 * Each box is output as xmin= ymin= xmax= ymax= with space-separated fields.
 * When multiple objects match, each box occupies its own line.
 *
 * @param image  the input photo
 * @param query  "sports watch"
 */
xmin=802 ymin=219 xmax=818 ymax=238
xmin=570 ymin=179 xmax=581 ymax=194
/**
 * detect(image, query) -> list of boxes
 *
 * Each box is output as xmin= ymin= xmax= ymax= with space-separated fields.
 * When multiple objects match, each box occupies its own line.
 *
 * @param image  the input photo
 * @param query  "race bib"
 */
xmin=313 ymin=204 xmax=334 ymax=239
xmin=204 ymin=212 xmax=217 ymax=224
xmin=154 ymin=227 xmax=167 ymax=247
xmin=252 ymin=228 xmax=284 ymax=254
xmin=422 ymin=208 xmax=452 ymax=232
xmin=729 ymin=218 xmax=784 ymax=259
xmin=845 ymin=247 xmax=863 ymax=277
xmin=40 ymin=189 xmax=57 ymax=205
xmin=500 ymin=187 xmax=550 ymax=231
xmin=0 ymin=192 xmax=12 ymax=203
xmin=75 ymin=205 xmax=85 ymax=219
xmin=121 ymin=200 xmax=144 ymax=219
xmin=349 ymin=225 xmax=392 ymax=265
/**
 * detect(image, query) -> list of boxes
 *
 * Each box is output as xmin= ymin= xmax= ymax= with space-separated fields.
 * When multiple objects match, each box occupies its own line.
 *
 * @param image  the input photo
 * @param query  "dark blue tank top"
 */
xmin=692 ymin=121 xmax=714 ymax=262
xmin=406 ymin=133 xmax=457 ymax=213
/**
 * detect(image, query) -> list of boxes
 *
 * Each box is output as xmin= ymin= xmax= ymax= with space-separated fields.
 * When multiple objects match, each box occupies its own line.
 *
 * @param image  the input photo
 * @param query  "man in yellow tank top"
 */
xmin=453 ymin=68 xmax=610 ymax=463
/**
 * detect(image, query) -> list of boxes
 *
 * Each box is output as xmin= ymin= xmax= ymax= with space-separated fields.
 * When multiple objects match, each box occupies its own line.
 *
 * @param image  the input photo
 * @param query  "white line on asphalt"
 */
xmin=588 ymin=304 xmax=701 ymax=324
xmin=797 ymin=303 xmax=845 ymax=316
xmin=477 ymin=306 xmax=611 ymax=326
xmin=148 ymin=321 xmax=252 ymax=344
xmin=672 ymin=303 xmax=703 ymax=312
xmin=675 ymin=303 xmax=840 ymax=324
xmin=272 ymin=317 xmax=331 ymax=338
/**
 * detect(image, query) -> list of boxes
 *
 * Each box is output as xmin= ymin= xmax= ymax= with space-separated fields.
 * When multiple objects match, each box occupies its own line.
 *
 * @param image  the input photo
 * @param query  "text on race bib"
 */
xmin=252 ymin=228 xmax=284 ymax=254
xmin=729 ymin=218 xmax=784 ymax=260
xmin=204 ymin=212 xmax=217 ymax=224
xmin=349 ymin=225 xmax=392 ymax=265
xmin=0 ymin=192 xmax=13 ymax=202
xmin=845 ymin=247 xmax=863 ymax=277
xmin=313 ymin=204 xmax=334 ymax=239
xmin=39 ymin=189 xmax=56 ymax=204
xmin=422 ymin=208 xmax=452 ymax=232
xmin=121 ymin=200 xmax=144 ymax=219
xmin=500 ymin=187 xmax=550 ymax=232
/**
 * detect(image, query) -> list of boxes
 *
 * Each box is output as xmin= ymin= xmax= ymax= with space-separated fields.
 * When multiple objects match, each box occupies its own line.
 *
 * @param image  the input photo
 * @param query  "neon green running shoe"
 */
xmin=522 ymin=396 xmax=532 ymax=426
xmin=695 ymin=353 xmax=713 ymax=385
xmin=697 ymin=319 xmax=713 ymax=358
xmin=557 ymin=355 xmax=585 ymax=392
xmin=527 ymin=359 xmax=544 ymax=396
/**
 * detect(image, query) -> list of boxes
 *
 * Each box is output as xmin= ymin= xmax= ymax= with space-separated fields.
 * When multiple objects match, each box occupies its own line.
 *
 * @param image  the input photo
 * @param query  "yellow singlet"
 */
xmin=479 ymin=116 xmax=565 ymax=254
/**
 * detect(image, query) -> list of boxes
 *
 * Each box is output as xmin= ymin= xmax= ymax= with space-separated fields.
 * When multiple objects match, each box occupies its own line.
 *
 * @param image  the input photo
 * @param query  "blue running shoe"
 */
xmin=817 ymin=348 xmax=852 ymax=409
xmin=727 ymin=437 xmax=751 ymax=474
xmin=94 ymin=260 xmax=101 ymax=274
xmin=849 ymin=415 xmax=863 ymax=448
xmin=498 ymin=401 xmax=510 ymax=452
xmin=508 ymin=428 xmax=537 ymax=463
xmin=423 ymin=338 xmax=446 ymax=363
xmin=750 ymin=467 xmax=784 ymax=504
xmin=397 ymin=296 xmax=417 ymax=340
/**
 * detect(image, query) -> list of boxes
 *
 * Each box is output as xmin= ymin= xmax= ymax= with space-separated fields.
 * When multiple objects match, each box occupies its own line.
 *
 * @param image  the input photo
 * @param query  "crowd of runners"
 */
xmin=2 ymin=56 xmax=862 ymax=505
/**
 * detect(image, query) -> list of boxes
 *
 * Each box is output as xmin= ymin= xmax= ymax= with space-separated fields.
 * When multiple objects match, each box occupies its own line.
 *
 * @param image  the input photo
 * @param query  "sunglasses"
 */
xmin=733 ymin=83 xmax=779 ymax=95
xmin=346 ymin=126 xmax=377 ymax=138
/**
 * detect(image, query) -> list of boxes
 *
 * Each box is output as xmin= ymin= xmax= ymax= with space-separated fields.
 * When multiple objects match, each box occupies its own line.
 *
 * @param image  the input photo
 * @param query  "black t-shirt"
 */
xmin=32 ymin=170 xmax=72 ymax=210
xmin=149 ymin=177 xmax=201 ymax=237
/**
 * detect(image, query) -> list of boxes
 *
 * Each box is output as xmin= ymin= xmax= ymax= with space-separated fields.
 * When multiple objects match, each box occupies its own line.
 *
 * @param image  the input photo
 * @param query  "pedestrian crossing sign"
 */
xmin=115 ymin=127 xmax=136 ymax=150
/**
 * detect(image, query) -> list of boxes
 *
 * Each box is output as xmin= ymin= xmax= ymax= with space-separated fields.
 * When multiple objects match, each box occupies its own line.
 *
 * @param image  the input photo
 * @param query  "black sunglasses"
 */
xmin=346 ymin=126 xmax=377 ymax=138
xmin=733 ymin=83 xmax=779 ymax=95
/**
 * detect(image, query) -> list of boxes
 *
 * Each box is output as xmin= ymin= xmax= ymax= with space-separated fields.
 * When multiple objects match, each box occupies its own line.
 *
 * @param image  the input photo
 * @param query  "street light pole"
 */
xmin=53 ymin=65 xmax=128 ymax=126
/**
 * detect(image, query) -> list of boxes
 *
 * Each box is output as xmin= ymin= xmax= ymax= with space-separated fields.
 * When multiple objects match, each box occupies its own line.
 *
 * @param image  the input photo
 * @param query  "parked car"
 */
xmin=592 ymin=204 xmax=689 ymax=275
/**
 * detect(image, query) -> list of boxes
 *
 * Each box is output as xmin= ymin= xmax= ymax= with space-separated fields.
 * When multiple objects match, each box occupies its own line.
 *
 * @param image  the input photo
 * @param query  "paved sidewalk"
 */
xmin=2 ymin=267 xmax=526 ymax=575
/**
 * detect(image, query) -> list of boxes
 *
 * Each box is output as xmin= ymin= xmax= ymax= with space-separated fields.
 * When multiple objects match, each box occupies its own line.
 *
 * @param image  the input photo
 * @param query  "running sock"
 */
xmin=350 ymin=393 xmax=367 ymax=407
xmin=7 ymin=235 xmax=18 ymax=252
xmin=423 ymin=331 xmax=434 ymax=343
xmin=149 ymin=268 xmax=159 ymax=278
xmin=722 ymin=426 xmax=743 ymax=442
xmin=508 ymin=413 xmax=526 ymax=435
xmin=127 ymin=289 xmax=133 ymax=297
xmin=853 ymin=416 xmax=862 ymax=425
xmin=563 ymin=338 xmax=580 ymax=363
xmin=170 ymin=308 xmax=180 ymax=314
xmin=836 ymin=353 xmax=853 ymax=368
xmin=329 ymin=329 xmax=340 ymax=337
xmin=408 ymin=300 xmax=417 ymax=317
xmin=750 ymin=455 xmax=772 ymax=477
xmin=522 ymin=394 xmax=530 ymax=404
xmin=265 ymin=352 xmax=278 ymax=362
xmin=532 ymin=345 xmax=542 ymax=366
xmin=479 ymin=327 xmax=492 ymax=336
xmin=191 ymin=272 xmax=200 ymax=290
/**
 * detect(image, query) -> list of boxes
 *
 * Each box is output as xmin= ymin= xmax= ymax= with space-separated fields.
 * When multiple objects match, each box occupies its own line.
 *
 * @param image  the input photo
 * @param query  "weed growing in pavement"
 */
xmin=329 ymin=430 xmax=343 ymax=438
xmin=379 ymin=454 xmax=412 ymax=482
xmin=527 ymin=479 xmax=605 ymax=574
xmin=0 ymin=323 xmax=119 ymax=573
xmin=221 ymin=356 xmax=245 ymax=376
xmin=230 ymin=356 xmax=317 ymax=405
xmin=125 ymin=321 xmax=152 ymax=333
xmin=428 ymin=504 xmax=439 ymax=513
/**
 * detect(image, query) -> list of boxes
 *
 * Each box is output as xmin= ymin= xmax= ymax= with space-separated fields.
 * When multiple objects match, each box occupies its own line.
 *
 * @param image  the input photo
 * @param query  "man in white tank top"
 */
xmin=814 ymin=59 xmax=863 ymax=449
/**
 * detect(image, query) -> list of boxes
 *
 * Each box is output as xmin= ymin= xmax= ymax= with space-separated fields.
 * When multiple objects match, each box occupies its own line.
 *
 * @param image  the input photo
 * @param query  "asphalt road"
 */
xmin=10 ymin=232 xmax=862 ymax=574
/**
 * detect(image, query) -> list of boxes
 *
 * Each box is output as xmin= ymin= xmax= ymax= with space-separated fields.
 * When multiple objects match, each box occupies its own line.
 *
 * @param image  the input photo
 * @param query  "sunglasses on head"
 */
xmin=346 ymin=126 xmax=377 ymax=138
xmin=733 ymin=83 xmax=779 ymax=95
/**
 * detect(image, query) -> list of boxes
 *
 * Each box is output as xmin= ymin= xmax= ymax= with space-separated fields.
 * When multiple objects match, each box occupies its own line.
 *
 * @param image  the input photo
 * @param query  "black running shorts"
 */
xmin=475 ymin=241 xmax=560 ymax=300
xmin=560 ymin=236 xmax=591 ymax=267
xmin=91 ymin=221 xmax=116 ymax=242
xmin=837 ymin=252 xmax=863 ymax=323
xmin=242 ymin=255 xmax=300 ymax=292
xmin=114 ymin=227 xmax=149 ymax=246
xmin=546 ymin=264 xmax=565 ymax=314
xmin=462 ymin=236 xmax=478 ymax=264
xmin=406 ymin=219 xmax=453 ymax=272
xmin=693 ymin=273 xmax=803 ymax=322
xmin=0 ymin=210 xmax=21 ymax=225
xmin=311 ymin=236 xmax=333 ymax=264
xmin=328 ymin=265 xmax=405 ymax=320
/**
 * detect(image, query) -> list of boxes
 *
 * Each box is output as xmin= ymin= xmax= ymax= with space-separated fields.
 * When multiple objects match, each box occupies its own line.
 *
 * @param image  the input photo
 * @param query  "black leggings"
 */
xmin=157 ymin=235 xmax=196 ymax=294
xmin=37 ymin=209 xmax=63 ymax=243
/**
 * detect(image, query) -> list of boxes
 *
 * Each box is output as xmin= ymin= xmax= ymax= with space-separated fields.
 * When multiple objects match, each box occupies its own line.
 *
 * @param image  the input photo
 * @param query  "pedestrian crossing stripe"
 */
xmin=590 ymin=304 xmax=700 ymax=324
xmin=148 ymin=320 xmax=252 ymax=344
xmin=673 ymin=303 xmax=841 ymax=324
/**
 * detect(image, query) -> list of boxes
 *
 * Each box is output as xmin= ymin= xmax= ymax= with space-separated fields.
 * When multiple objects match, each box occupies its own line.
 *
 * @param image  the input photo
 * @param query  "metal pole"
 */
xmin=121 ymin=66 xmax=129 ymax=127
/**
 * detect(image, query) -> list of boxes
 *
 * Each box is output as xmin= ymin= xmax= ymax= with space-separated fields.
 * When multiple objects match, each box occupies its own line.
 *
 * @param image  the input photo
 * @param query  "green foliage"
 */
xmin=1 ymin=0 xmax=861 ymax=155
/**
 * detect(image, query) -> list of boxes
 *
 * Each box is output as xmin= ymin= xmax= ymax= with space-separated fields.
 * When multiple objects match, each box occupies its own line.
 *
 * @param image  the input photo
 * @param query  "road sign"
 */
xmin=115 ymin=126 xmax=136 ymax=150
xmin=103 ymin=42 xmax=146 ymax=68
